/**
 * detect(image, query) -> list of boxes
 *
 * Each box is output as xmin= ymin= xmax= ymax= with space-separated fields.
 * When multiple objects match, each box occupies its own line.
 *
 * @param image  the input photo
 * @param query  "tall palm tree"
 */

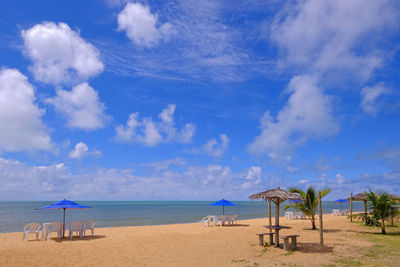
xmin=284 ymin=186 xmax=331 ymax=230
xmin=367 ymin=189 xmax=394 ymax=235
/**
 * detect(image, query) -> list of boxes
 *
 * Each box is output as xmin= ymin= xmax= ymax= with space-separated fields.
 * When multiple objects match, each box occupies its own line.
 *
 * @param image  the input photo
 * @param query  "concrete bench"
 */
xmin=256 ymin=233 xmax=274 ymax=246
xmin=281 ymin=235 xmax=299 ymax=251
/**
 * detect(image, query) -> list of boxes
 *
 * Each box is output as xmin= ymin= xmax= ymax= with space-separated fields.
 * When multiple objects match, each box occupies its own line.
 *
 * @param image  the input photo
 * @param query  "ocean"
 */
xmin=0 ymin=201 xmax=364 ymax=233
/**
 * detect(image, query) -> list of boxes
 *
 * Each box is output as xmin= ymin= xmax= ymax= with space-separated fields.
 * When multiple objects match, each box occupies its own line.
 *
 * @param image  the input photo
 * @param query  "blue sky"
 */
xmin=0 ymin=0 xmax=399 ymax=200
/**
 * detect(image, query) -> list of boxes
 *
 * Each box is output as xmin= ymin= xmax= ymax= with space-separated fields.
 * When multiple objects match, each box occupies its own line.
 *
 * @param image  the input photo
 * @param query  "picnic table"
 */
xmin=264 ymin=225 xmax=291 ymax=247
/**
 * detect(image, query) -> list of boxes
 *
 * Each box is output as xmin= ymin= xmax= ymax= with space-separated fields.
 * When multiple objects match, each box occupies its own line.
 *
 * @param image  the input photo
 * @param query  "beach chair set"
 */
xmin=285 ymin=211 xmax=306 ymax=220
xmin=202 ymin=214 xmax=238 ymax=227
xmin=23 ymin=220 xmax=95 ymax=241
xmin=332 ymin=209 xmax=348 ymax=216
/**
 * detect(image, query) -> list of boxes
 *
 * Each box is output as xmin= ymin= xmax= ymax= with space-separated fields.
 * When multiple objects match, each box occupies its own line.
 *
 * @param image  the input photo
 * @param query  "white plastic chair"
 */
xmin=23 ymin=223 xmax=42 ymax=242
xmin=296 ymin=212 xmax=306 ymax=220
xmin=218 ymin=215 xmax=227 ymax=227
xmin=230 ymin=214 xmax=238 ymax=225
xmin=341 ymin=209 xmax=349 ymax=216
xmin=49 ymin=222 xmax=63 ymax=240
xmin=83 ymin=220 xmax=95 ymax=237
xmin=332 ymin=209 xmax=340 ymax=216
xmin=42 ymin=223 xmax=51 ymax=240
xmin=285 ymin=211 xmax=294 ymax=220
xmin=68 ymin=222 xmax=83 ymax=239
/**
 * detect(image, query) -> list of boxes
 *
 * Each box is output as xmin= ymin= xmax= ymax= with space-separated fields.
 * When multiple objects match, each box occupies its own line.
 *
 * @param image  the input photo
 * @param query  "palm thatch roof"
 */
xmin=249 ymin=187 xmax=303 ymax=202
xmin=348 ymin=192 xmax=400 ymax=201
xmin=349 ymin=192 xmax=368 ymax=201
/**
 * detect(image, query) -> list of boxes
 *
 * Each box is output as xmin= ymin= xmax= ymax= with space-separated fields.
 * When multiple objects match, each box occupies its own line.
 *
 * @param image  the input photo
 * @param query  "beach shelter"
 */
xmin=209 ymin=199 xmax=237 ymax=215
xmin=37 ymin=199 xmax=92 ymax=237
xmin=249 ymin=187 xmax=303 ymax=247
xmin=334 ymin=198 xmax=348 ymax=211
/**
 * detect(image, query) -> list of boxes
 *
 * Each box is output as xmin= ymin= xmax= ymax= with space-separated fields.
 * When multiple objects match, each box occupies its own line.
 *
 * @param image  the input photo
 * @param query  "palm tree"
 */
xmin=367 ymin=189 xmax=395 ymax=235
xmin=284 ymin=186 xmax=331 ymax=230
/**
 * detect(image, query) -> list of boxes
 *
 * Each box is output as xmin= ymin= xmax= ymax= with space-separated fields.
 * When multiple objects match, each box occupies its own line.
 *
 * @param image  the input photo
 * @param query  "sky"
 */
xmin=0 ymin=0 xmax=400 ymax=200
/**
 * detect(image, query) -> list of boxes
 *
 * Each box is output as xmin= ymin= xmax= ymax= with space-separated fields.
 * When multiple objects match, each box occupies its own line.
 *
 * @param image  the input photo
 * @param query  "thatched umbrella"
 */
xmin=349 ymin=192 xmax=400 ymax=222
xmin=249 ymin=187 xmax=303 ymax=247
xmin=349 ymin=192 xmax=368 ymax=218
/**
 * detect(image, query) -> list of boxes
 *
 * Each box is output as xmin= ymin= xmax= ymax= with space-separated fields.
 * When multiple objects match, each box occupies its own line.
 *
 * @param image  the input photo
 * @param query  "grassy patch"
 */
xmin=283 ymin=251 xmax=294 ymax=256
xmin=245 ymin=263 xmax=259 ymax=267
xmin=334 ymin=226 xmax=400 ymax=266
xmin=256 ymin=247 xmax=268 ymax=257
xmin=321 ymin=264 xmax=337 ymax=267
xmin=232 ymin=259 xmax=248 ymax=263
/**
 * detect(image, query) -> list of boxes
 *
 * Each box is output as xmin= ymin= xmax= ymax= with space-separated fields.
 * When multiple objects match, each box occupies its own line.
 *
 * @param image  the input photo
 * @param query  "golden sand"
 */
xmin=0 ymin=215 xmax=383 ymax=266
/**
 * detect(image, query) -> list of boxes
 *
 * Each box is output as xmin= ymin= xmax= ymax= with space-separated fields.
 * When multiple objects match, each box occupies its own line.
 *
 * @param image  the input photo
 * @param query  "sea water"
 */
xmin=0 ymin=201 xmax=364 ymax=233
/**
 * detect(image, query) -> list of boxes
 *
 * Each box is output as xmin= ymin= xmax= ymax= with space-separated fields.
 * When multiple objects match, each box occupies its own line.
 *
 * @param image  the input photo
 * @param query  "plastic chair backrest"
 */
xmin=24 ymin=223 xmax=41 ymax=233
xmin=69 ymin=221 xmax=83 ymax=231
xmin=84 ymin=220 xmax=95 ymax=229
xmin=51 ymin=222 xmax=63 ymax=232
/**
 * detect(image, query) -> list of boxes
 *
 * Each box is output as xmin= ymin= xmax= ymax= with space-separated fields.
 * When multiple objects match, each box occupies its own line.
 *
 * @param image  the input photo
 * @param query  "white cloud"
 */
xmin=336 ymin=174 xmax=345 ymax=185
xmin=0 ymin=157 xmax=259 ymax=200
xmin=117 ymin=2 xmax=173 ymax=48
xmin=360 ymin=83 xmax=389 ymax=116
xmin=69 ymin=142 xmax=101 ymax=160
xmin=202 ymin=134 xmax=230 ymax=158
xmin=271 ymin=0 xmax=397 ymax=79
xmin=115 ymin=104 xmax=195 ymax=146
xmin=248 ymin=75 xmax=339 ymax=159
xmin=46 ymin=82 xmax=107 ymax=131
xmin=0 ymin=68 xmax=52 ymax=152
xmin=21 ymin=22 xmax=103 ymax=84
xmin=241 ymin=166 xmax=262 ymax=190
xmin=298 ymin=179 xmax=308 ymax=184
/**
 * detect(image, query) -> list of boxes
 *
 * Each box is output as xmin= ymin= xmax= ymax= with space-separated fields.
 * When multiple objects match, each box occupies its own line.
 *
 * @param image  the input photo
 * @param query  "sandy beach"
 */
xmin=0 ymin=214 xmax=398 ymax=266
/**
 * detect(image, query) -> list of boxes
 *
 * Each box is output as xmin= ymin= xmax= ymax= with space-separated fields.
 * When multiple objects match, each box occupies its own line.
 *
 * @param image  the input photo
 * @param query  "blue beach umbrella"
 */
xmin=209 ymin=199 xmax=237 ymax=215
xmin=334 ymin=198 xmax=349 ymax=211
xmin=37 ymin=199 xmax=93 ymax=237
xmin=289 ymin=199 xmax=302 ymax=203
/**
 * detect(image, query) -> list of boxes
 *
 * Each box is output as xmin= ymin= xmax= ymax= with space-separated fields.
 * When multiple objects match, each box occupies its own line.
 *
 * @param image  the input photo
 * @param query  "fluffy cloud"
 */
xmin=0 ymin=68 xmax=52 ymax=152
xmin=46 ymin=82 xmax=107 ymax=131
xmin=115 ymin=104 xmax=195 ymax=146
xmin=241 ymin=166 xmax=262 ymax=189
xmin=69 ymin=142 xmax=101 ymax=160
xmin=360 ymin=83 xmax=389 ymax=116
xmin=185 ymin=134 xmax=230 ymax=158
xmin=118 ymin=2 xmax=173 ymax=48
xmin=271 ymin=0 xmax=396 ymax=79
xmin=248 ymin=75 xmax=339 ymax=158
xmin=21 ymin=22 xmax=103 ymax=84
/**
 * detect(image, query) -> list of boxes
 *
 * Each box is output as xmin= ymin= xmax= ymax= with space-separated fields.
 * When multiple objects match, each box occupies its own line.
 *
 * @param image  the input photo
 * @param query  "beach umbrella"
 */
xmin=37 ymin=199 xmax=92 ymax=238
xmin=289 ymin=199 xmax=302 ymax=203
xmin=209 ymin=199 xmax=237 ymax=215
xmin=334 ymin=198 xmax=348 ymax=211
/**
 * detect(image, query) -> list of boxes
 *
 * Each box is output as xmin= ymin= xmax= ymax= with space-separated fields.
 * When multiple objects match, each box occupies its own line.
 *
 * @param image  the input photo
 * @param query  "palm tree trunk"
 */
xmin=311 ymin=214 xmax=316 ymax=230
xmin=381 ymin=218 xmax=386 ymax=235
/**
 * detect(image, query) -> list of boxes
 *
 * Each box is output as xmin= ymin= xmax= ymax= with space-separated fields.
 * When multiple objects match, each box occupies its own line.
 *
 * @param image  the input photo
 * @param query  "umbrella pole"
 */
xmin=350 ymin=193 xmax=353 ymax=222
xmin=268 ymin=199 xmax=272 ymax=233
xmin=223 ymin=206 xmax=225 ymax=215
xmin=63 ymin=208 xmax=66 ymax=238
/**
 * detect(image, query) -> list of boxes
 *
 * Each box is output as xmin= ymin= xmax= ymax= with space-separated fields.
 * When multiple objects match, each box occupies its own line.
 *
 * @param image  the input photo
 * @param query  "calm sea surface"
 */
xmin=0 ymin=201 xmax=364 ymax=233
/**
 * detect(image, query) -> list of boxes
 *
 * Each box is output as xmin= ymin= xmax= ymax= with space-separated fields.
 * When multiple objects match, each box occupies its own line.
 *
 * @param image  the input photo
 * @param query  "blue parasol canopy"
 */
xmin=37 ymin=199 xmax=93 ymax=237
xmin=209 ymin=199 xmax=237 ymax=215
xmin=334 ymin=199 xmax=348 ymax=203
xmin=288 ymin=199 xmax=302 ymax=203
xmin=334 ymin=199 xmax=348 ymax=211
xmin=38 ymin=199 xmax=92 ymax=210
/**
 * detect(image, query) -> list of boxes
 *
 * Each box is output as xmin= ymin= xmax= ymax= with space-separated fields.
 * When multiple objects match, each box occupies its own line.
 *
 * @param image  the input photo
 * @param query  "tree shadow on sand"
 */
xmin=295 ymin=243 xmax=333 ymax=253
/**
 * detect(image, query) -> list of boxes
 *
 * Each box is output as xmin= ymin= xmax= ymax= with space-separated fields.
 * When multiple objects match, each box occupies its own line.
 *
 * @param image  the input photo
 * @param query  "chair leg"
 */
xmin=36 ymin=232 xmax=39 ymax=240
xmin=23 ymin=232 xmax=26 ymax=241
xmin=91 ymin=228 xmax=94 ymax=236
